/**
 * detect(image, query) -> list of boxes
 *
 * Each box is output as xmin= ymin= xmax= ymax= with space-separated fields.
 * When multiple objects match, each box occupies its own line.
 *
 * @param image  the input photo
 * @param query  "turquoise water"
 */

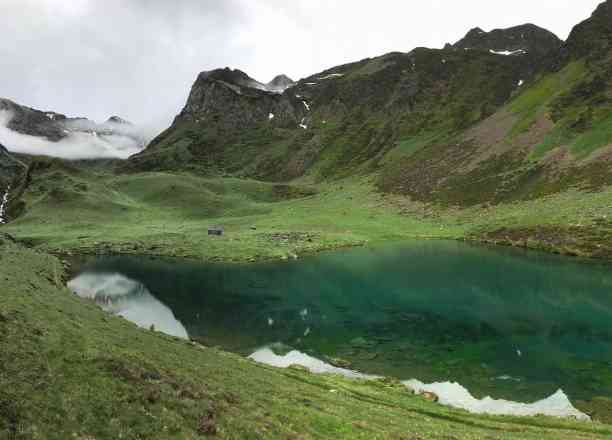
xmin=68 ymin=241 xmax=612 ymax=403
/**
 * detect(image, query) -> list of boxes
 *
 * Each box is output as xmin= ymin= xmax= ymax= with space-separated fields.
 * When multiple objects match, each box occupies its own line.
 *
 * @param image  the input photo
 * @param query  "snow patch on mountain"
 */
xmin=319 ymin=73 xmax=344 ymax=80
xmin=489 ymin=48 xmax=527 ymax=56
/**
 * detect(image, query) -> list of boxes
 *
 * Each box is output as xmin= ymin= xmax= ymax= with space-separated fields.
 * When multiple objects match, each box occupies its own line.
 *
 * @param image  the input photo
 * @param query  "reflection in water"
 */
xmin=249 ymin=346 xmax=376 ymax=379
xmin=248 ymin=346 xmax=589 ymax=420
xmin=68 ymin=272 xmax=188 ymax=339
xmin=404 ymin=379 xmax=588 ymax=420
xmin=68 ymin=240 xmax=612 ymax=413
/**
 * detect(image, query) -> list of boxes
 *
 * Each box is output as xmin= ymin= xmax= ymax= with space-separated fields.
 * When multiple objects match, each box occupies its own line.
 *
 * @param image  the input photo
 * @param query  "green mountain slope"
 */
xmin=126 ymin=2 xmax=612 ymax=210
xmin=125 ymin=25 xmax=559 ymax=181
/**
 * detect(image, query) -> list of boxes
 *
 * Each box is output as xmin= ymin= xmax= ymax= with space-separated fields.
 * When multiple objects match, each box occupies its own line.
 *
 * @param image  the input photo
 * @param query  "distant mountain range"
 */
xmin=0 ymin=98 xmax=148 ymax=160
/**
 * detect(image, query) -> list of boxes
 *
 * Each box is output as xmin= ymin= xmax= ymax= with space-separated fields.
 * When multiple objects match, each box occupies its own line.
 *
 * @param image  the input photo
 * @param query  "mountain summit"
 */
xmin=266 ymin=74 xmax=295 ymax=93
xmin=452 ymin=23 xmax=562 ymax=59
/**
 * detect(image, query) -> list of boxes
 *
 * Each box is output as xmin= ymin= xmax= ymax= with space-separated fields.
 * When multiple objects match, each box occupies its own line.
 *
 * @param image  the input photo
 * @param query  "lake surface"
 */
xmin=68 ymin=240 xmax=612 ymax=406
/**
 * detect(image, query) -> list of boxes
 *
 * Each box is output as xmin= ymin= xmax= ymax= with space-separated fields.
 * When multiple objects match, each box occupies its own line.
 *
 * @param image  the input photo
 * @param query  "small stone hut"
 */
xmin=208 ymin=226 xmax=224 ymax=236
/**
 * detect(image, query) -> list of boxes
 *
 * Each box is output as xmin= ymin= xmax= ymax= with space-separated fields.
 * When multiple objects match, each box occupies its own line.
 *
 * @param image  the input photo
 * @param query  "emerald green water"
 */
xmin=69 ymin=241 xmax=612 ymax=404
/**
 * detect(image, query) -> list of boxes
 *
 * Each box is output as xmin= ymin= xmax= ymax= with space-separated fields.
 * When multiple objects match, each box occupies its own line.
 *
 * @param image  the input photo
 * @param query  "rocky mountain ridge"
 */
xmin=127 ymin=18 xmax=563 ymax=181
xmin=127 ymin=1 xmax=612 ymax=207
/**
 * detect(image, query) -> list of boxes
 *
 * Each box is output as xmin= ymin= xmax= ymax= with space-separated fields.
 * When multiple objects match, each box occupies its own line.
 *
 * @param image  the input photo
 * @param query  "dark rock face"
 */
xmin=562 ymin=0 xmax=612 ymax=60
xmin=0 ymin=142 xmax=27 ymax=221
xmin=0 ymin=143 xmax=25 ymax=187
xmin=106 ymin=116 xmax=131 ymax=125
xmin=452 ymin=24 xmax=562 ymax=59
xmin=0 ymin=98 xmax=68 ymax=141
xmin=174 ymin=68 xmax=303 ymax=131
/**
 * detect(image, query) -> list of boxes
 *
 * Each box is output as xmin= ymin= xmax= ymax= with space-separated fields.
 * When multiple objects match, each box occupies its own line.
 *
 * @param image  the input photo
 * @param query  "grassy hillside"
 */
xmin=3 ymin=158 xmax=612 ymax=261
xmin=2 ymin=237 xmax=610 ymax=439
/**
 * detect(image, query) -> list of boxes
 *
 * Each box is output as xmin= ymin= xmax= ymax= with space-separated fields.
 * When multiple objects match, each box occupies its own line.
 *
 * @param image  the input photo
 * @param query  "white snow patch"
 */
xmin=489 ymin=49 xmax=527 ymax=56
xmin=302 ymin=101 xmax=310 ymax=111
xmin=299 ymin=118 xmax=308 ymax=130
xmin=268 ymin=113 xmax=275 ymax=120
xmin=305 ymin=82 xmax=318 ymax=86
xmin=0 ymin=185 xmax=10 ymax=224
xmin=45 ymin=113 xmax=55 ymax=120
xmin=518 ymin=79 xmax=524 ymax=87
xmin=496 ymin=375 xmax=522 ymax=382
xmin=319 ymin=73 xmax=344 ymax=80
xmin=404 ymin=380 xmax=589 ymax=420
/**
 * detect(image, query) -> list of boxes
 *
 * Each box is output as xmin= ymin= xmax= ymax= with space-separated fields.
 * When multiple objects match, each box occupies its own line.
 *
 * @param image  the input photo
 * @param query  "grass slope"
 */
xmin=1 ymin=237 xmax=610 ymax=439
xmin=3 ymin=159 xmax=612 ymax=261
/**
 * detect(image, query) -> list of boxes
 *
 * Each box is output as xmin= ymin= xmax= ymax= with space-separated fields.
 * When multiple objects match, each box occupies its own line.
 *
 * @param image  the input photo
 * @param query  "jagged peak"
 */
xmin=268 ymin=74 xmax=293 ymax=84
xmin=197 ymin=68 xmax=256 ymax=85
xmin=194 ymin=68 xmax=294 ymax=94
xmin=465 ymin=27 xmax=486 ymax=37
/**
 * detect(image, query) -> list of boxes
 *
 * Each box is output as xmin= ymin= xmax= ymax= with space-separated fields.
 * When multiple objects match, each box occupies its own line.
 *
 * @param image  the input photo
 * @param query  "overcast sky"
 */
xmin=0 ymin=0 xmax=602 ymax=135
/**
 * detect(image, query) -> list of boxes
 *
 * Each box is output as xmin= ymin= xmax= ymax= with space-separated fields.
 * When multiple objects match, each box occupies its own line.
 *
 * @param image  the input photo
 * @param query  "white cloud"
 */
xmin=0 ymin=110 xmax=145 ymax=160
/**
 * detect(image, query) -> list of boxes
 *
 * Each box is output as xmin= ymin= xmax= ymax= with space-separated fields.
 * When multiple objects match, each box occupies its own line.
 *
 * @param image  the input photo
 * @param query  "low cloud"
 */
xmin=0 ymin=110 xmax=147 ymax=160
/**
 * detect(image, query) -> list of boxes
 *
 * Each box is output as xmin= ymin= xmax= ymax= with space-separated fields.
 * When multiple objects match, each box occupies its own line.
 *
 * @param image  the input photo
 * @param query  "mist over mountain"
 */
xmin=0 ymin=98 xmax=149 ymax=160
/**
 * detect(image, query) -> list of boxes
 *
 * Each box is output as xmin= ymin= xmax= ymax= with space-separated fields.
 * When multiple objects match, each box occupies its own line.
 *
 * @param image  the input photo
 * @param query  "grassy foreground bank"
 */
xmin=1 ymin=236 xmax=610 ymax=439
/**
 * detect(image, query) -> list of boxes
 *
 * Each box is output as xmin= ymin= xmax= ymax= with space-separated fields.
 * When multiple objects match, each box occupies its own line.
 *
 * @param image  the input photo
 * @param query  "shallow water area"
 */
xmin=68 ymin=240 xmax=612 ymax=418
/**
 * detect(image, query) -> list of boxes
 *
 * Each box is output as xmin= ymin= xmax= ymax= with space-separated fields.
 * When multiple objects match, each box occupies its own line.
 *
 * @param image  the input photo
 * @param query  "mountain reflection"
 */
xmin=68 ymin=272 xmax=189 ymax=339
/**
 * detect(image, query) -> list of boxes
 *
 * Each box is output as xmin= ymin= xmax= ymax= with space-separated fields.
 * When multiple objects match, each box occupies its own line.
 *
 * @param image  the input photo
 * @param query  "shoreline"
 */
xmin=37 ymin=232 xmax=612 ymax=266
